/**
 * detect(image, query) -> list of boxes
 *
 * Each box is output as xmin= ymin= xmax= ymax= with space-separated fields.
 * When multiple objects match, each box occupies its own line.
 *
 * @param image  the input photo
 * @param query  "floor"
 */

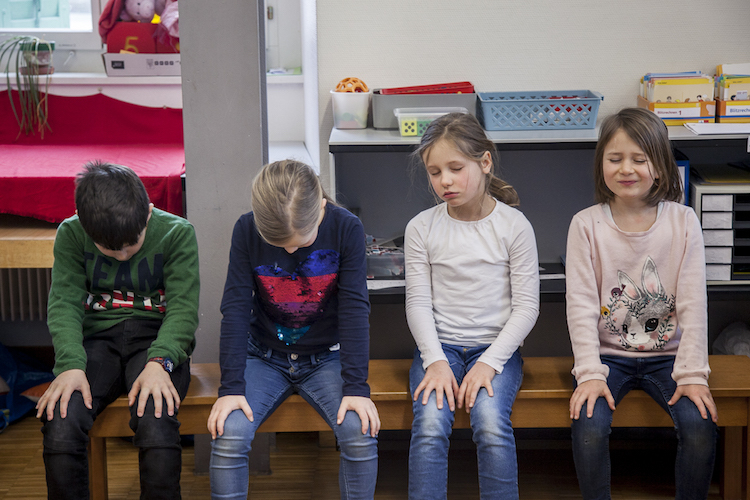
xmin=0 ymin=418 xmax=723 ymax=499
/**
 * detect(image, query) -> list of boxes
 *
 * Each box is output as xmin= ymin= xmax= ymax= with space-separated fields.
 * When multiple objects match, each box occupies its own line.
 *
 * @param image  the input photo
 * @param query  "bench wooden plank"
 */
xmin=0 ymin=215 xmax=57 ymax=269
xmin=88 ymin=356 xmax=750 ymax=500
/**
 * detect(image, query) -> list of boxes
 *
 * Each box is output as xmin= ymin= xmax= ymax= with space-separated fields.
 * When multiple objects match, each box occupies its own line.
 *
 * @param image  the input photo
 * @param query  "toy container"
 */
xmin=373 ymin=92 xmax=476 ymax=129
xmin=477 ymin=90 xmax=603 ymax=130
xmin=394 ymin=107 xmax=468 ymax=137
xmin=331 ymin=89 xmax=372 ymax=129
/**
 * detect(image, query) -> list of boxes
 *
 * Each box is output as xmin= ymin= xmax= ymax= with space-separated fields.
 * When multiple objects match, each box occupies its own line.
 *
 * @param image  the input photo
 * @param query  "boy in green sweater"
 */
xmin=36 ymin=161 xmax=200 ymax=500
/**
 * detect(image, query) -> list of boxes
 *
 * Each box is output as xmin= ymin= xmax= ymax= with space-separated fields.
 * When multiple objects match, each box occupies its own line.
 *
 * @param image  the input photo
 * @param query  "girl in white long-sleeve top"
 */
xmin=405 ymin=112 xmax=540 ymax=500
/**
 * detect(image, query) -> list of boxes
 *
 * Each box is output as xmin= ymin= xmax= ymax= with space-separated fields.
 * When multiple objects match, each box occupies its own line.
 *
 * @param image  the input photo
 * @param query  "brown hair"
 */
xmin=412 ymin=112 xmax=520 ymax=207
xmin=251 ymin=160 xmax=333 ymax=245
xmin=594 ymin=107 xmax=682 ymax=205
xmin=75 ymin=161 xmax=150 ymax=250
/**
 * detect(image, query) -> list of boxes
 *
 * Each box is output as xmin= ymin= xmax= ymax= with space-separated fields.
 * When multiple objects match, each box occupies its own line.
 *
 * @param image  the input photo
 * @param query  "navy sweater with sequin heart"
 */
xmin=218 ymin=204 xmax=371 ymax=398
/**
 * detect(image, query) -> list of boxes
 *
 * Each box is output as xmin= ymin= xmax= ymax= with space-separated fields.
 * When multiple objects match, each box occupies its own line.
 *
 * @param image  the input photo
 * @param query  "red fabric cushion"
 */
xmin=0 ymin=91 xmax=185 ymax=222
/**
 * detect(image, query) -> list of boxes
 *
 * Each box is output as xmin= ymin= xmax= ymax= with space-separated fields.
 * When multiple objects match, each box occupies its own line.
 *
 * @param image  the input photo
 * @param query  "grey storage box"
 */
xmin=372 ymin=91 xmax=477 ymax=129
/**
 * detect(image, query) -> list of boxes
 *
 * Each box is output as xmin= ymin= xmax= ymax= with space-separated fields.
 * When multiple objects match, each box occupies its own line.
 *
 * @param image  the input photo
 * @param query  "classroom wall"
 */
xmin=315 ymin=0 xmax=750 ymax=187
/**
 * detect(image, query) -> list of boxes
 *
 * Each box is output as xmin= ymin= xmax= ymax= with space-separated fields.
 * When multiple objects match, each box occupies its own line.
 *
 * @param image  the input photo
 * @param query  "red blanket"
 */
xmin=0 ymin=91 xmax=185 ymax=223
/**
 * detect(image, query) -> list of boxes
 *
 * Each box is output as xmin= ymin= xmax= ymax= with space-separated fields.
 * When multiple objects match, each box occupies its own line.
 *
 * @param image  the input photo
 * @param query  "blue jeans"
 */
xmin=571 ymin=355 xmax=718 ymax=500
xmin=210 ymin=336 xmax=378 ymax=499
xmin=41 ymin=319 xmax=191 ymax=500
xmin=408 ymin=345 xmax=523 ymax=500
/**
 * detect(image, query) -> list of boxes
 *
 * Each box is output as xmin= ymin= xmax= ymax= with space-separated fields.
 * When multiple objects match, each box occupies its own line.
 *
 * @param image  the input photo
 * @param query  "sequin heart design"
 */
xmin=255 ymin=249 xmax=340 ymax=344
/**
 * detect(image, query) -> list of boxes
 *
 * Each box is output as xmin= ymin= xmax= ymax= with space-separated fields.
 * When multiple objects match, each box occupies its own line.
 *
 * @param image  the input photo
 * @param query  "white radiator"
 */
xmin=0 ymin=268 xmax=51 ymax=321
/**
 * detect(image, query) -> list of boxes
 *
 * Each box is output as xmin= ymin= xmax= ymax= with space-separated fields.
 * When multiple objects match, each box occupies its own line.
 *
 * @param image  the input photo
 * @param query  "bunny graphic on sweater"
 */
xmin=602 ymin=256 xmax=676 ymax=351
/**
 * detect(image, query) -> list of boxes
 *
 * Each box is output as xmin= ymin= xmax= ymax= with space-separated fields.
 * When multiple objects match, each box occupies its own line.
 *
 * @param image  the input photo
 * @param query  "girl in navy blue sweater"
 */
xmin=207 ymin=160 xmax=379 ymax=499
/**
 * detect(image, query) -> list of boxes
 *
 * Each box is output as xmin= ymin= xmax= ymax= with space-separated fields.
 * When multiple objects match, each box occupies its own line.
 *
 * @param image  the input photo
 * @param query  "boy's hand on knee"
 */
xmin=413 ymin=360 xmax=459 ymax=412
xmin=337 ymin=396 xmax=381 ymax=437
xmin=457 ymin=361 xmax=495 ymax=413
xmin=35 ymin=369 xmax=92 ymax=421
xmin=207 ymin=395 xmax=253 ymax=440
xmin=669 ymin=384 xmax=718 ymax=423
xmin=569 ymin=380 xmax=615 ymax=420
xmin=128 ymin=362 xmax=181 ymax=418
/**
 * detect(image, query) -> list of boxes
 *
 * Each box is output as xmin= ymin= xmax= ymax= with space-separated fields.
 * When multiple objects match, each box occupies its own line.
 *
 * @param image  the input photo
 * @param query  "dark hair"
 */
xmin=75 ymin=161 xmax=150 ymax=250
xmin=594 ymin=107 xmax=682 ymax=205
xmin=412 ymin=112 xmax=520 ymax=207
xmin=251 ymin=160 xmax=334 ymax=246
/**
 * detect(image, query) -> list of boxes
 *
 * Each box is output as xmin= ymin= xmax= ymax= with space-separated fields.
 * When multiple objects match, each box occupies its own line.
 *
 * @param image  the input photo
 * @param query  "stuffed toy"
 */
xmin=120 ymin=0 xmax=167 ymax=22
xmin=99 ymin=0 xmax=168 ymax=41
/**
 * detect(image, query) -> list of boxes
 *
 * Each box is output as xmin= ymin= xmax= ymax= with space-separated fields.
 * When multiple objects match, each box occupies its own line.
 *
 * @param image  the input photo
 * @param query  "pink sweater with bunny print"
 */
xmin=566 ymin=201 xmax=710 ymax=387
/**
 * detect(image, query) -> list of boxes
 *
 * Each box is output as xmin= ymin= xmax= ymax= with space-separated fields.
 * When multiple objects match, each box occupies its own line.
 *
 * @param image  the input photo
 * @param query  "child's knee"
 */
xmin=41 ymin=396 xmax=93 ymax=451
xmin=411 ymin=401 xmax=454 ymax=438
xmin=131 ymin=410 xmax=181 ymax=448
xmin=335 ymin=413 xmax=378 ymax=461
xmin=571 ymin=404 xmax=612 ymax=445
xmin=210 ymin=409 xmax=258 ymax=456
xmin=676 ymin=412 xmax=717 ymax=449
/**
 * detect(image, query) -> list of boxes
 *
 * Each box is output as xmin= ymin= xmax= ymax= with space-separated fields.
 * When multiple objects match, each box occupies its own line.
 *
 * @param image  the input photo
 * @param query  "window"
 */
xmin=0 ymin=0 xmax=101 ymax=50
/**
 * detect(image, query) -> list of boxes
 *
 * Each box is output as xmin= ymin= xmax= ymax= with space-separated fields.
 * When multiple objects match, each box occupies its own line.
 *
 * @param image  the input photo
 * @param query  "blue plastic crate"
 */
xmin=477 ymin=90 xmax=604 ymax=130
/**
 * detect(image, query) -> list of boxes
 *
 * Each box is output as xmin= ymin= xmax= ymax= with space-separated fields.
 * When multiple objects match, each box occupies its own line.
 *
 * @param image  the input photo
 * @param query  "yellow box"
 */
xmin=715 ymin=99 xmax=750 ymax=123
xmin=636 ymin=95 xmax=715 ymax=126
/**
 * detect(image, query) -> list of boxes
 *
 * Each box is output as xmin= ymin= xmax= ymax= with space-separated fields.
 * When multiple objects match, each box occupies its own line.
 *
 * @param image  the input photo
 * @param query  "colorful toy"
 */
xmin=335 ymin=77 xmax=369 ymax=93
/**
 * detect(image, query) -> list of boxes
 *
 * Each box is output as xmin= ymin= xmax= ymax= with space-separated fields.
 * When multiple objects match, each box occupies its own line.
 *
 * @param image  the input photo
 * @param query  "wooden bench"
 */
xmin=88 ymin=355 xmax=750 ymax=500
xmin=0 ymin=214 xmax=56 ymax=269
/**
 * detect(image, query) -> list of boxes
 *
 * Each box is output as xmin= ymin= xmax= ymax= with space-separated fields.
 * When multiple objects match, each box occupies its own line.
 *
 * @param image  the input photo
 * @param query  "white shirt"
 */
xmin=404 ymin=200 xmax=540 ymax=373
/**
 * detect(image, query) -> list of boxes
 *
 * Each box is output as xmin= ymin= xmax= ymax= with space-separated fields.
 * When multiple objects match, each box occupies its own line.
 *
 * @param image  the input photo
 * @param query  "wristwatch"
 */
xmin=147 ymin=356 xmax=175 ymax=373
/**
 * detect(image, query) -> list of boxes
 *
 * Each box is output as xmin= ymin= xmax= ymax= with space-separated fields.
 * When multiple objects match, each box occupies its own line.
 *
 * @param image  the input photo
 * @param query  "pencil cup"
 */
xmin=331 ymin=90 xmax=372 ymax=129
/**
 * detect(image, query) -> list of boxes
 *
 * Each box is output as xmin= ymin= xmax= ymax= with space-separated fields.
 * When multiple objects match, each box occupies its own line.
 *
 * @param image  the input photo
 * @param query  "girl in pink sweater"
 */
xmin=566 ymin=107 xmax=717 ymax=500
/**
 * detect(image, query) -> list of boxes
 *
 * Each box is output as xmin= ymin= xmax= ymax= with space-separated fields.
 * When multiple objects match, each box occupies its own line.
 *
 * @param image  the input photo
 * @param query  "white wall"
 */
xmin=316 ymin=0 xmax=750 ymax=185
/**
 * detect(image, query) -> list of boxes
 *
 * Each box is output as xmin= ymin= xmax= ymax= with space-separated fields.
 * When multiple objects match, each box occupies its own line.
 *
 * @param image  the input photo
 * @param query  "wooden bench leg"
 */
xmin=89 ymin=436 xmax=108 ymax=500
xmin=722 ymin=427 xmax=743 ymax=500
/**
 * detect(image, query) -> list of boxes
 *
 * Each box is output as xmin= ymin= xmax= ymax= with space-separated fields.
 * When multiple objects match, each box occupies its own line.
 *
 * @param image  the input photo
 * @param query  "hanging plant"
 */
xmin=0 ymin=36 xmax=55 ymax=138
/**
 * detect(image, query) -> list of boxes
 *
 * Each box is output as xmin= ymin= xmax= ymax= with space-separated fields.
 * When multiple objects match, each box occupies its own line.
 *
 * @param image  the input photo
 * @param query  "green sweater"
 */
xmin=47 ymin=208 xmax=200 ymax=376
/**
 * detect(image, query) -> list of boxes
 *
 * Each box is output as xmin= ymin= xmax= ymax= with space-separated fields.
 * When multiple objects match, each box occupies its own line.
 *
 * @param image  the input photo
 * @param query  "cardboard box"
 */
xmin=106 ymin=22 xmax=157 ymax=54
xmin=102 ymin=53 xmax=180 ymax=76
xmin=716 ymin=99 xmax=750 ymax=123
xmin=636 ymin=95 xmax=714 ymax=126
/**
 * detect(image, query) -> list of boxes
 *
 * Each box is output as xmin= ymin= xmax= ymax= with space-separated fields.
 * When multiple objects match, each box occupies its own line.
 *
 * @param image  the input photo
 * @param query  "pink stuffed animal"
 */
xmin=119 ymin=0 xmax=167 ymax=22
xmin=99 ymin=0 xmax=177 ymax=43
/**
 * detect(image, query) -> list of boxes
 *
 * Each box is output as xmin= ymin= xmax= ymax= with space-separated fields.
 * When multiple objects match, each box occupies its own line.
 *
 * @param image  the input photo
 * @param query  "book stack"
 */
xmin=642 ymin=72 xmax=714 ymax=103
xmin=715 ymin=63 xmax=750 ymax=123
xmin=637 ymin=72 xmax=715 ymax=126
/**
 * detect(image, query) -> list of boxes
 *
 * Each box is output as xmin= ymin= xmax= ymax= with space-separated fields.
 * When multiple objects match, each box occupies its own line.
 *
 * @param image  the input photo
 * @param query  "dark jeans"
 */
xmin=571 ymin=355 xmax=717 ymax=500
xmin=42 ymin=319 xmax=191 ymax=500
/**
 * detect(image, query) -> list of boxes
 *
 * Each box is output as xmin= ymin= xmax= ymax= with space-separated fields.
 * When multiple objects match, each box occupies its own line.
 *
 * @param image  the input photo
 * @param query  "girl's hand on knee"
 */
xmin=337 ymin=396 xmax=381 ymax=437
xmin=207 ymin=395 xmax=254 ymax=440
xmin=669 ymin=384 xmax=718 ymax=423
xmin=413 ymin=360 xmax=459 ymax=412
xmin=457 ymin=361 xmax=495 ymax=413
xmin=569 ymin=380 xmax=615 ymax=420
